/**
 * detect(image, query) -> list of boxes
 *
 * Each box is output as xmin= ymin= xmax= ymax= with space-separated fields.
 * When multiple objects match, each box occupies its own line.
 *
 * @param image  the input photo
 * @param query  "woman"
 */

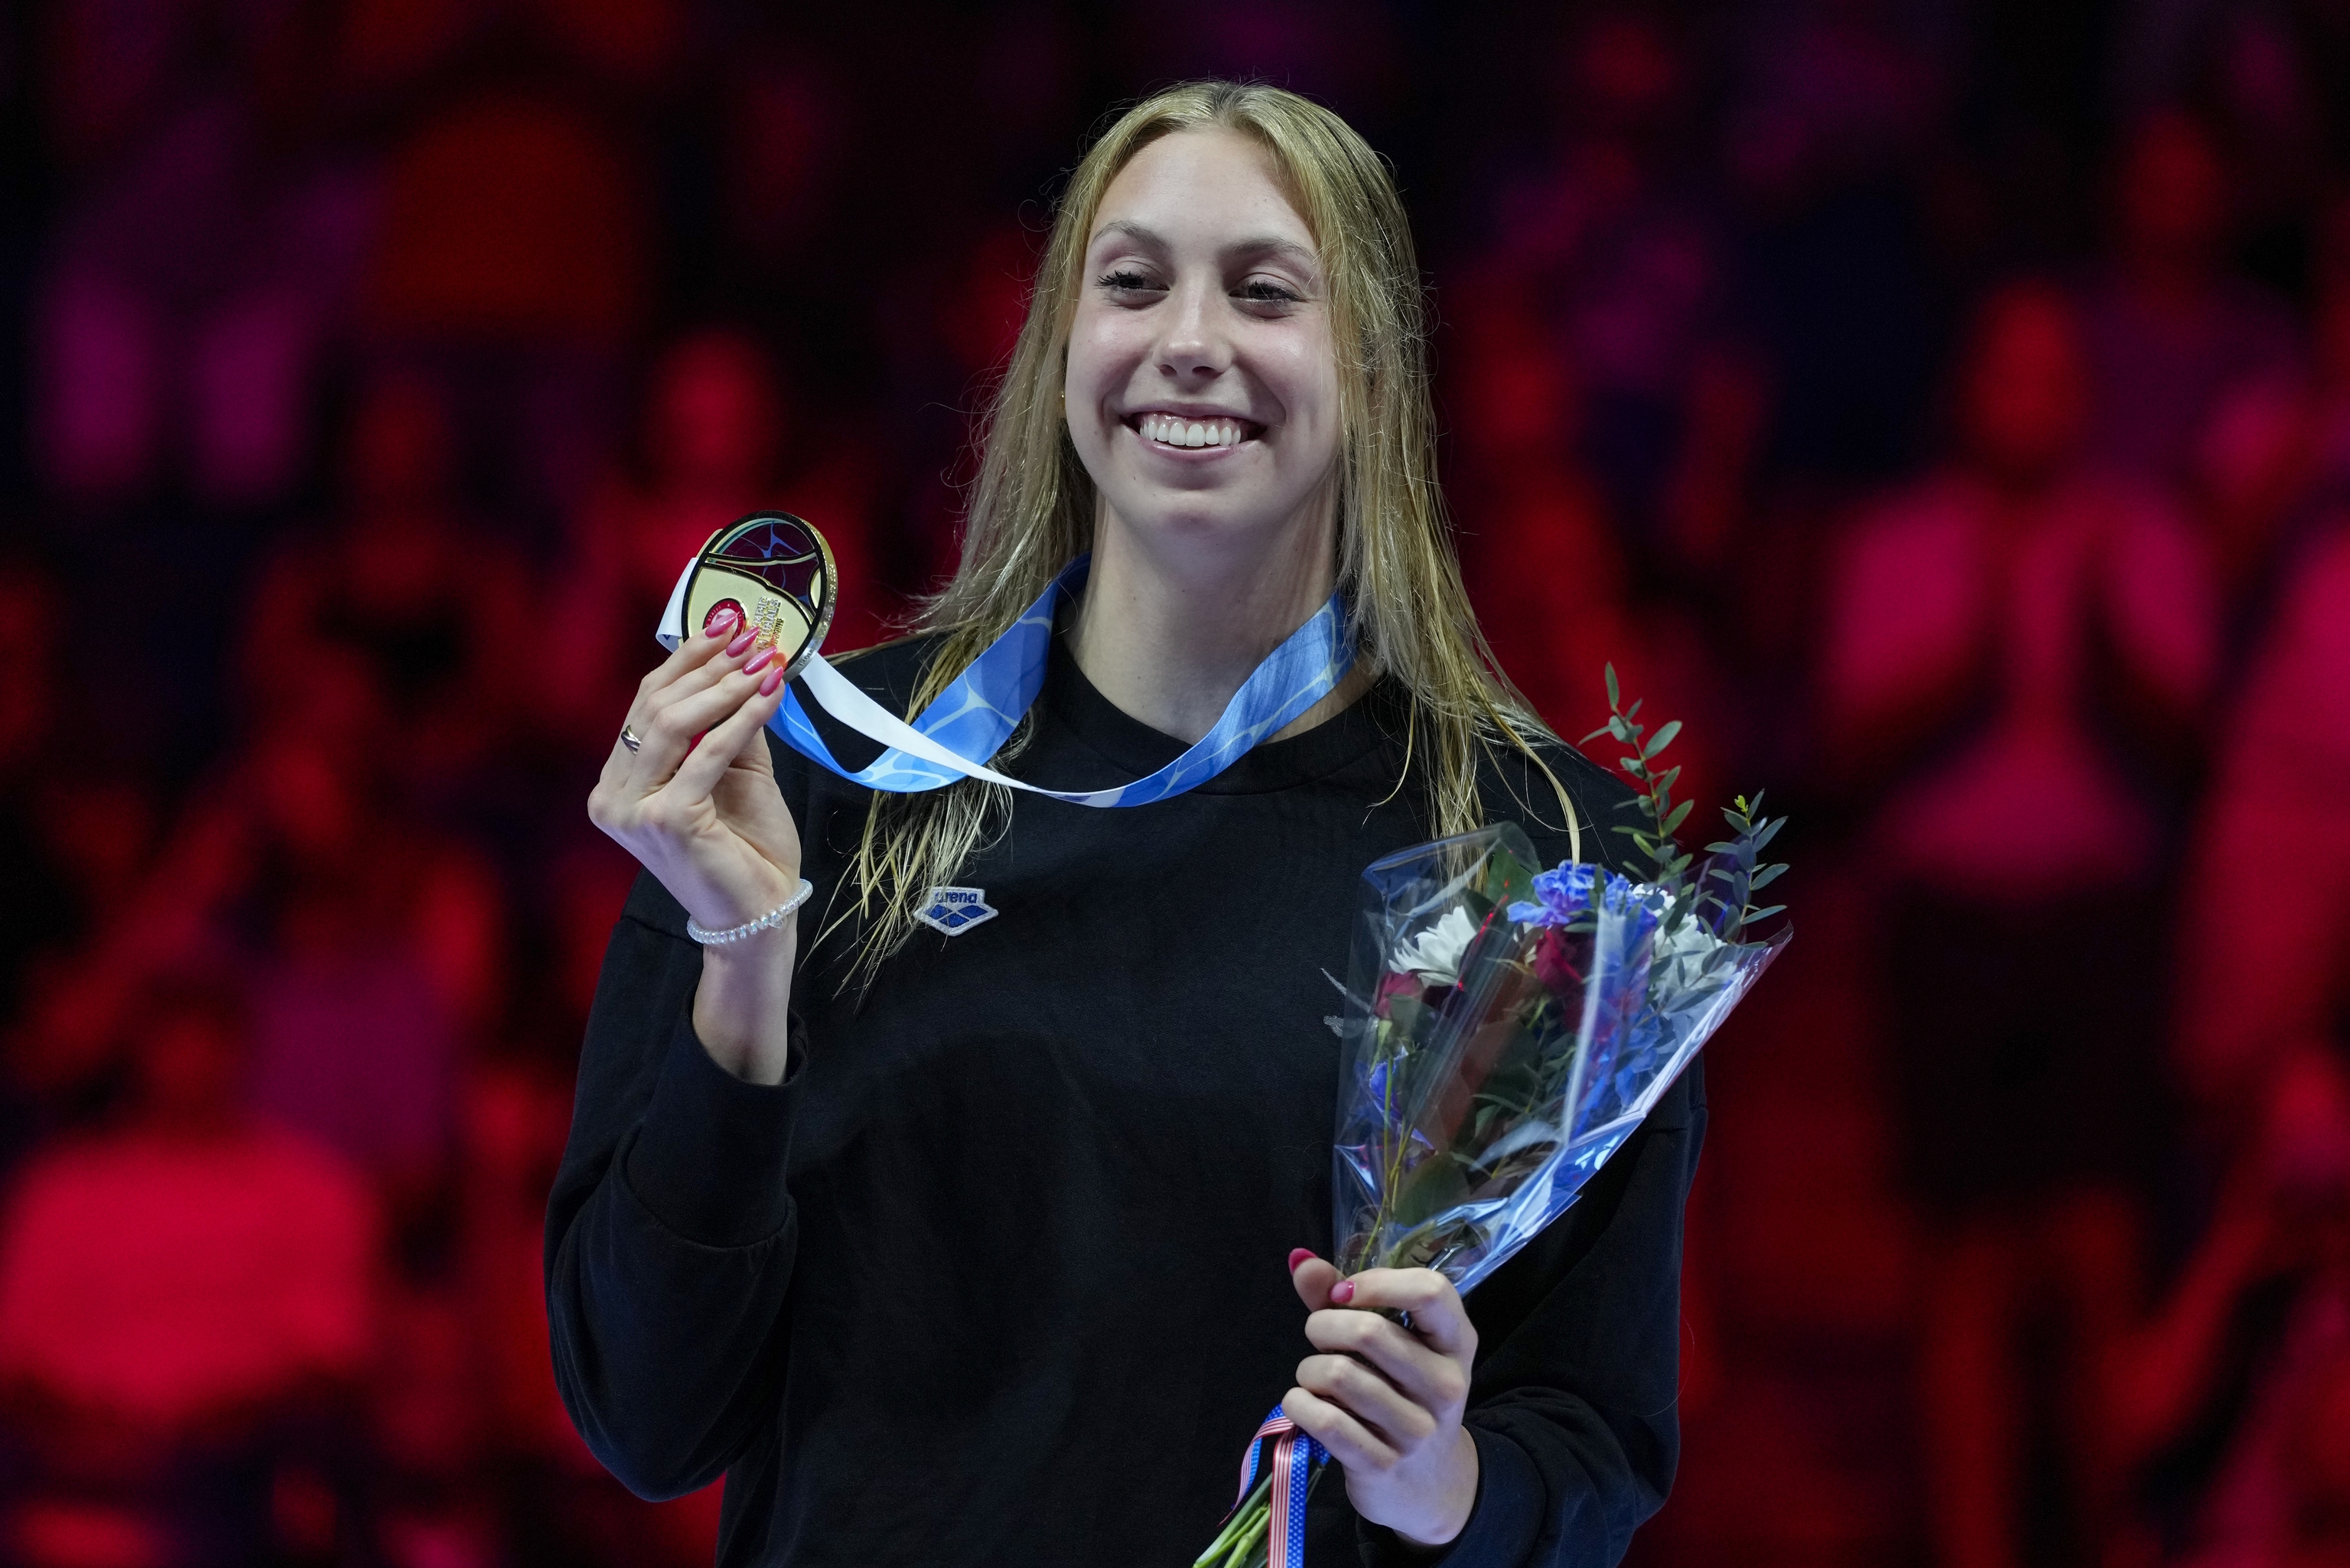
xmin=548 ymin=82 xmax=1700 ymax=1566
xmin=1821 ymin=281 xmax=2215 ymax=1568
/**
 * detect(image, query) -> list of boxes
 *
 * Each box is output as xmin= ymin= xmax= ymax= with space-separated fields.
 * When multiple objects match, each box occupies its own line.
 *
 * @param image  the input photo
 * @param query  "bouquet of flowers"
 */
xmin=1196 ymin=672 xmax=1791 ymax=1568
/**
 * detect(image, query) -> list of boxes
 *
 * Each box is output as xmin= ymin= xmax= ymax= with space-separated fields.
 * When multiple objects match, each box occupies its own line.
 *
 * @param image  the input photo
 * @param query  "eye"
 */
xmin=1095 ymin=268 xmax=1164 ymax=296
xmin=1235 ymin=278 xmax=1306 ymax=307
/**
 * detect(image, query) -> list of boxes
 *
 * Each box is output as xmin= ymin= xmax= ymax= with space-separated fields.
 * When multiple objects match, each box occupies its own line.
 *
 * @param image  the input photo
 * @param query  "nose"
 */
xmin=1155 ymin=276 xmax=1232 ymax=383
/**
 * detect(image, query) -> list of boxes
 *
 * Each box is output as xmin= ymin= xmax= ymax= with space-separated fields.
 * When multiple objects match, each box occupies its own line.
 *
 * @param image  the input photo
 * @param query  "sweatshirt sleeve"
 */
xmin=542 ymin=869 xmax=804 ymax=1500
xmin=1356 ymin=1061 xmax=1707 ymax=1568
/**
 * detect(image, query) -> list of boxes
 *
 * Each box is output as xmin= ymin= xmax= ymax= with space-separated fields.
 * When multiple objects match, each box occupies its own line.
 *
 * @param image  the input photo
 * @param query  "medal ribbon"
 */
xmin=773 ymin=556 xmax=1354 ymax=808
xmin=1231 ymin=1405 xmax=1326 ymax=1568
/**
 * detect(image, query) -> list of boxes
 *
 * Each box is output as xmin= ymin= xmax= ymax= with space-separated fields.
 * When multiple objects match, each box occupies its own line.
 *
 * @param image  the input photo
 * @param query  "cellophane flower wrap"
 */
xmin=1196 ymin=671 xmax=1789 ymax=1568
xmin=1329 ymin=821 xmax=1785 ymax=1292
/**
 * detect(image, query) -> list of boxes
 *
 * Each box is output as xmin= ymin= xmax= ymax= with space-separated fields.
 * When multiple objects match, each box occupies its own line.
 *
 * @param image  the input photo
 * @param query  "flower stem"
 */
xmin=1200 ymin=1456 xmax=1329 ymax=1567
xmin=1222 ymin=1503 xmax=1271 ymax=1566
xmin=1195 ymin=1474 xmax=1271 ymax=1567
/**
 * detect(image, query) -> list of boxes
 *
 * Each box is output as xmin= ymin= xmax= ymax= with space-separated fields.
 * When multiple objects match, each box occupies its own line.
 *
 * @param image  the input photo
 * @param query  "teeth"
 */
xmin=1138 ymin=414 xmax=1246 ymax=448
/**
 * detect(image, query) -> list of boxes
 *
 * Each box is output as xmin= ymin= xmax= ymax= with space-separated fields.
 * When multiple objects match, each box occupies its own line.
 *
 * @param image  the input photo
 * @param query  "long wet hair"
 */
xmin=829 ymin=80 xmax=1573 ymax=978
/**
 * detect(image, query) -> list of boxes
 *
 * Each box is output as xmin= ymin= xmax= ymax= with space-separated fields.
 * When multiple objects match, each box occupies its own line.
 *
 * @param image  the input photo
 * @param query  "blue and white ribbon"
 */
xmin=773 ymin=557 xmax=1354 ymax=808
xmin=1233 ymin=1405 xmax=1327 ymax=1567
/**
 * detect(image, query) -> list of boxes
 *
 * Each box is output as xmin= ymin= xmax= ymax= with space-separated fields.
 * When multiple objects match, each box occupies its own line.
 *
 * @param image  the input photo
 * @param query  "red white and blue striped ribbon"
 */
xmin=1232 ymin=1404 xmax=1328 ymax=1567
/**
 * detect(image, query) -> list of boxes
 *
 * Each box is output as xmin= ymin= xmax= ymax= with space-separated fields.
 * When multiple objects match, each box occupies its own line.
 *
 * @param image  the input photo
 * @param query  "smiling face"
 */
xmin=1064 ymin=127 xmax=1343 ymax=572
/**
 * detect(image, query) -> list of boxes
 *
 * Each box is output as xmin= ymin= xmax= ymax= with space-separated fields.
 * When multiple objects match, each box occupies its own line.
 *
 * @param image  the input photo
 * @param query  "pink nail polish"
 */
xmin=758 ymin=665 xmax=784 ymax=696
xmin=703 ymin=606 xmax=740 ymax=638
xmin=727 ymin=624 xmax=758 ymax=654
xmin=1288 ymin=1248 xmax=1317 ymax=1272
xmin=1330 ymin=1279 xmax=1356 ymax=1305
xmin=744 ymin=646 xmax=774 ymax=675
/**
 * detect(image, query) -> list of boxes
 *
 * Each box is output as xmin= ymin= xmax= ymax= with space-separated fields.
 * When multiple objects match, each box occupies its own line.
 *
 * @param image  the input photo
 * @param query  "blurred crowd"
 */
xmin=0 ymin=2 xmax=2347 ymax=1566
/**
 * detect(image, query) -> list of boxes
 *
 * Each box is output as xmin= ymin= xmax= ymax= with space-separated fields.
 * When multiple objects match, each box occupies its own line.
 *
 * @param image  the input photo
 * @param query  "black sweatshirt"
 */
xmin=545 ymin=633 xmax=1704 ymax=1568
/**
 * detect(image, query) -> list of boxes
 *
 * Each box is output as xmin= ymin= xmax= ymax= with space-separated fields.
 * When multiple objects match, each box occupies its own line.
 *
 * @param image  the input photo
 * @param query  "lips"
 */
xmin=1126 ymin=411 xmax=1261 ymax=450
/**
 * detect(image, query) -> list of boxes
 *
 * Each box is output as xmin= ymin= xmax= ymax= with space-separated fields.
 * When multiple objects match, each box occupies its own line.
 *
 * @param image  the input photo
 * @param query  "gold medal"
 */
xmin=679 ymin=512 xmax=837 ymax=681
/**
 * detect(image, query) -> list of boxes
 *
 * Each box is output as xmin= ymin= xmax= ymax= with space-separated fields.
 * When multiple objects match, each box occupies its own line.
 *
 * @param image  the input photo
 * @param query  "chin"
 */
xmin=1104 ymin=486 xmax=1326 ymax=559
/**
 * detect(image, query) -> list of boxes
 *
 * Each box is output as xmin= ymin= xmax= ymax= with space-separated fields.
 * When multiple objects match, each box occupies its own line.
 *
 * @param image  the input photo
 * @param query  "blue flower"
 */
xmin=1507 ymin=863 xmax=1600 ymax=928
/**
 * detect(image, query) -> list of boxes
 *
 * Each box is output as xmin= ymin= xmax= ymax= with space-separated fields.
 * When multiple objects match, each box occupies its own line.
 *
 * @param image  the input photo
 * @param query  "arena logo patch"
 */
xmin=916 ymin=886 xmax=998 ymax=935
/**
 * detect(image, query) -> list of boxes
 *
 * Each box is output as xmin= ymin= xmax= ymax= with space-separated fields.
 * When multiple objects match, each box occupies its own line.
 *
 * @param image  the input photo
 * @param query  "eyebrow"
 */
xmin=1089 ymin=220 xmax=1320 ymax=272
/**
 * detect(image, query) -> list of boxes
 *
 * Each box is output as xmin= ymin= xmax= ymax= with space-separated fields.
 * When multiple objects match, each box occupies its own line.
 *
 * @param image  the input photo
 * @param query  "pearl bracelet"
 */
xmin=686 ymin=879 xmax=815 ymax=946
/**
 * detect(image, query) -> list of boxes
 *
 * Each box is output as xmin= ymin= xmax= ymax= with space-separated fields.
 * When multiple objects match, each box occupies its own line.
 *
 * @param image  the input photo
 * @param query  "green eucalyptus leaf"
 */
xmin=1643 ymin=720 xmax=1682 ymax=759
xmin=1605 ymin=662 xmax=1619 ymax=708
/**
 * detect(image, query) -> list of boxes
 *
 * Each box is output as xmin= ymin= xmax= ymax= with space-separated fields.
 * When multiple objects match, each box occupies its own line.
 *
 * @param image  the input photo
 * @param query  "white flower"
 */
xmin=1634 ymin=889 xmax=1732 ymax=983
xmin=1392 ymin=906 xmax=1481 ymax=986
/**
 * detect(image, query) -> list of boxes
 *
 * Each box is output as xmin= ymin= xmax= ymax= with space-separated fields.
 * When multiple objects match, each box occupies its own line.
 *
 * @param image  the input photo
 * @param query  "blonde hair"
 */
xmin=829 ymin=80 xmax=1572 ymax=976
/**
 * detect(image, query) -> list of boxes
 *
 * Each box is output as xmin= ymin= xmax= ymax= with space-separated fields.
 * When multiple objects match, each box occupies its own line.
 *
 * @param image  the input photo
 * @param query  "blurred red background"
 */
xmin=3 ymin=3 xmax=2349 ymax=1566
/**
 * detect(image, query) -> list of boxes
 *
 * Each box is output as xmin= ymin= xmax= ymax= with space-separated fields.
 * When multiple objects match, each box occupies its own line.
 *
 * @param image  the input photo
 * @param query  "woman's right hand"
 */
xmin=588 ymin=607 xmax=803 ymax=1020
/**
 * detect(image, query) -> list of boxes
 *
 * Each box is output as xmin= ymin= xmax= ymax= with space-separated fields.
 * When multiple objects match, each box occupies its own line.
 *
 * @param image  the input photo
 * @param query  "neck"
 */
xmin=1069 ymin=496 xmax=1366 ymax=744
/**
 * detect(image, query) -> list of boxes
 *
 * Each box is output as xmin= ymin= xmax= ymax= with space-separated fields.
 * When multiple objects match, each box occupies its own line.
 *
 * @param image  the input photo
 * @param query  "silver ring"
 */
xmin=620 ymin=724 xmax=643 ymax=753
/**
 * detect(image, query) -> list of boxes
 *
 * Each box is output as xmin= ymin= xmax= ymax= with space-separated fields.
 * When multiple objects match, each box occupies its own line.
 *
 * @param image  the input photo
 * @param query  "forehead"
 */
xmin=1092 ymin=127 xmax=1318 ymax=255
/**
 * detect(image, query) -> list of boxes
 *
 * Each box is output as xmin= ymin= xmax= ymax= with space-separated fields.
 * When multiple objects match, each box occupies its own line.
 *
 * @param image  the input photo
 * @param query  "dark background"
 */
xmin=2 ymin=2 xmax=2348 ymax=1566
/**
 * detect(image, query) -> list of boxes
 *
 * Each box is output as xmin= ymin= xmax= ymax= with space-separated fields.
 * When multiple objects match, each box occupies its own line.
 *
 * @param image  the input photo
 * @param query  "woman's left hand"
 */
xmin=1285 ymin=1255 xmax=1479 ymax=1549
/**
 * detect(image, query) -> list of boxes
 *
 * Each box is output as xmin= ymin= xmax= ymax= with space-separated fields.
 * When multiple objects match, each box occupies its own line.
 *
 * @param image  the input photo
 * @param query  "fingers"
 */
xmin=1284 ymin=1257 xmax=1473 ymax=1443
xmin=640 ymin=606 xmax=738 ymax=690
xmin=1330 ymin=1268 xmax=1476 ymax=1361
xmin=1291 ymin=1250 xmax=1340 ymax=1310
xmin=1304 ymin=1303 xmax=1466 ymax=1419
xmin=623 ymin=639 xmax=776 ymax=795
xmin=666 ymin=658 xmax=792 ymax=802
xmin=613 ymin=610 xmax=754 ymax=761
xmin=631 ymin=605 xmax=747 ymax=717
xmin=591 ymin=610 xmax=757 ymax=830
xmin=1294 ymin=1350 xmax=1437 ymax=1448
xmin=1285 ymin=1257 xmax=1483 ymax=1544
xmin=1281 ymin=1384 xmax=1398 ymax=1473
